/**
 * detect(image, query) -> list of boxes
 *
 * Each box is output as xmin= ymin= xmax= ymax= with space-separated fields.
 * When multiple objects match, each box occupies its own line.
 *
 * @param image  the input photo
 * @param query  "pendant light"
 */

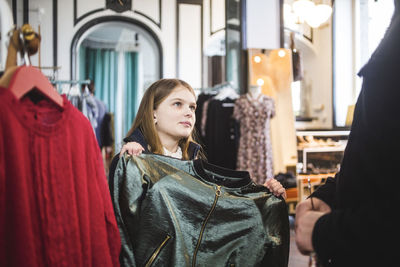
xmin=292 ymin=0 xmax=333 ymax=28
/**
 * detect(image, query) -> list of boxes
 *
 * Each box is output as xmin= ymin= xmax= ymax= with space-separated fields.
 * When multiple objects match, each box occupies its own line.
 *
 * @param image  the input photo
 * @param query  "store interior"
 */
xmin=0 ymin=0 xmax=395 ymax=266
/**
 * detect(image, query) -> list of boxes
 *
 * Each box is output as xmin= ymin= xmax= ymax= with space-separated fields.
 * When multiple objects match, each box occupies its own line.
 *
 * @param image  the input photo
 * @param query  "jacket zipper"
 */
xmin=145 ymin=235 xmax=171 ymax=267
xmin=192 ymin=185 xmax=221 ymax=267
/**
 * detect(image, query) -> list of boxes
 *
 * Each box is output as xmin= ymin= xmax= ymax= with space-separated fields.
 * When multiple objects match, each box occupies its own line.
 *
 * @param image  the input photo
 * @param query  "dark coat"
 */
xmin=112 ymin=153 xmax=289 ymax=267
xmin=310 ymin=7 xmax=400 ymax=267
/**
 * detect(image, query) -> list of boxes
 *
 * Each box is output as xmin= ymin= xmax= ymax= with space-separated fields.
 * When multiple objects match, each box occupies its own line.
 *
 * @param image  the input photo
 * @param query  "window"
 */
xmin=291 ymin=81 xmax=301 ymax=117
xmin=333 ymin=0 xmax=394 ymax=127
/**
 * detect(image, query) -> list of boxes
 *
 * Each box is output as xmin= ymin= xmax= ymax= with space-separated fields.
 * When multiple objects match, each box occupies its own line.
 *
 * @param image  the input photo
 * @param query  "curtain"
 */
xmin=79 ymin=46 xmax=139 ymax=150
xmin=78 ymin=46 xmax=86 ymax=83
xmin=124 ymin=52 xmax=139 ymax=135
xmin=82 ymin=48 xmax=118 ymax=112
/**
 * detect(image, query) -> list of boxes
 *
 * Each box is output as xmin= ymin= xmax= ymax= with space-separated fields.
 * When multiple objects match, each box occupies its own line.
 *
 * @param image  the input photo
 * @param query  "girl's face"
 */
xmin=153 ymin=86 xmax=197 ymax=144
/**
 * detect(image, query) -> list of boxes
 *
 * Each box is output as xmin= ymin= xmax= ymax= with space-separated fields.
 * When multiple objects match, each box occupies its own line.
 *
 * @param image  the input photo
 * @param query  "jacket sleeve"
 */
xmin=311 ymin=62 xmax=400 ymax=265
xmin=111 ymin=155 xmax=150 ymax=267
xmin=260 ymin=197 xmax=290 ymax=267
xmin=309 ymin=175 xmax=337 ymax=209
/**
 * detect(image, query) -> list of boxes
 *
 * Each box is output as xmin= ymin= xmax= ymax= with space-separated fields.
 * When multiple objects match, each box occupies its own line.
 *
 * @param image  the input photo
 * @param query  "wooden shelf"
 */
xmin=296 ymin=130 xmax=350 ymax=136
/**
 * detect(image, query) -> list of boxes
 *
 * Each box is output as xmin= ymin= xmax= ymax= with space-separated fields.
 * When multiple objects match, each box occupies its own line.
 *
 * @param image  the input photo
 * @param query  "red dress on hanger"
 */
xmin=0 ymin=88 xmax=120 ymax=266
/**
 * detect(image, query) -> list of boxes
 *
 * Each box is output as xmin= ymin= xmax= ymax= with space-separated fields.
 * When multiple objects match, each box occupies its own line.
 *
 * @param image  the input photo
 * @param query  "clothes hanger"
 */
xmin=7 ymin=66 xmax=64 ymax=108
xmin=213 ymin=81 xmax=239 ymax=100
xmin=0 ymin=24 xmax=63 ymax=108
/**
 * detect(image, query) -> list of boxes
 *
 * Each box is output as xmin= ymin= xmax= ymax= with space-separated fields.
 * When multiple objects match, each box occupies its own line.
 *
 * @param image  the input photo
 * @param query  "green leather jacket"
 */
xmin=111 ymin=153 xmax=289 ymax=267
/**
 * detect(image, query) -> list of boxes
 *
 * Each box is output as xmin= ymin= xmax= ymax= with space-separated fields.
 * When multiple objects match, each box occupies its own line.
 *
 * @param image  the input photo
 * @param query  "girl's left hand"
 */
xmin=264 ymin=178 xmax=287 ymax=199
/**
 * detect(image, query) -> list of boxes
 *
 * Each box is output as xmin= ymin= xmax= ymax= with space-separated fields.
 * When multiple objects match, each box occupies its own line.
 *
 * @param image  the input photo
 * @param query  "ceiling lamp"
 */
xmin=292 ymin=0 xmax=315 ymax=24
xmin=292 ymin=0 xmax=333 ymax=28
xmin=305 ymin=3 xmax=332 ymax=28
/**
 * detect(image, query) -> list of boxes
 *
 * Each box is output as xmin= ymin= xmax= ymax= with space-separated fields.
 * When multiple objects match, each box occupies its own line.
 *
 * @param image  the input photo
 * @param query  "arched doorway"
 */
xmin=71 ymin=16 xmax=162 ymax=150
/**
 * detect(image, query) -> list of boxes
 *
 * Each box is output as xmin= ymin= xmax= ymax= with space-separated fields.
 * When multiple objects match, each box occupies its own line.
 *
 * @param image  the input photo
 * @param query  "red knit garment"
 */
xmin=0 ymin=88 xmax=120 ymax=267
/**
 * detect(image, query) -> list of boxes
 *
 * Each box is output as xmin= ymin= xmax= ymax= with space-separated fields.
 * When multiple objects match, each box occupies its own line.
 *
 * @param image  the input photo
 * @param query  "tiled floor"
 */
xmin=288 ymin=216 xmax=309 ymax=267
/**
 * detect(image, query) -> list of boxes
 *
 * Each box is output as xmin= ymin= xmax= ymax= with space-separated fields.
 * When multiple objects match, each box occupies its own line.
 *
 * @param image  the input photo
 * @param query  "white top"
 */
xmin=163 ymin=146 xmax=183 ymax=159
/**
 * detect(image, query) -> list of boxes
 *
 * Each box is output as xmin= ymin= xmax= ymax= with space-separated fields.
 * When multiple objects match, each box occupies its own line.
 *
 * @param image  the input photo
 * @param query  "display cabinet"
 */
xmin=286 ymin=130 xmax=349 ymax=213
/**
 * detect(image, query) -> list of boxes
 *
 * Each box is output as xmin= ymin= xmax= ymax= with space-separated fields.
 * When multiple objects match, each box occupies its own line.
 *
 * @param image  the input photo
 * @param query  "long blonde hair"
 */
xmin=126 ymin=78 xmax=203 ymax=160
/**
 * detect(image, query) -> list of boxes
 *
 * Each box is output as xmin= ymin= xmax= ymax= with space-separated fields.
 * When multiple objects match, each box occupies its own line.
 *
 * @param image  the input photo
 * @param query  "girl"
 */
xmin=109 ymin=78 xmax=286 ymax=198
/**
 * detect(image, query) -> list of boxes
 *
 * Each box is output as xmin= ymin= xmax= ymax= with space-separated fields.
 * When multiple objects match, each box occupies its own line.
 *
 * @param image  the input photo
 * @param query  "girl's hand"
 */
xmin=119 ymin=142 xmax=145 ymax=157
xmin=264 ymin=178 xmax=287 ymax=199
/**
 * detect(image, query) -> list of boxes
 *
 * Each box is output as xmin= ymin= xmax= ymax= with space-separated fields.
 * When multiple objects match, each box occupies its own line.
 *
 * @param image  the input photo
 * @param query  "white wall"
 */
xmin=59 ymin=1 xmax=167 ymax=81
xmin=0 ymin=0 xmax=224 ymax=103
xmin=32 ymin=0 xmax=217 ymax=84
xmin=161 ymin=0 xmax=177 ymax=78
xmin=299 ymin=23 xmax=333 ymax=129
xmin=3 ymin=0 xmax=177 ymax=80
xmin=0 ymin=0 xmax=13 ymax=70
xmin=28 ymin=0 xmax=53 ymax=75
xmin=178 ymin=4 xmax=202 ymax=88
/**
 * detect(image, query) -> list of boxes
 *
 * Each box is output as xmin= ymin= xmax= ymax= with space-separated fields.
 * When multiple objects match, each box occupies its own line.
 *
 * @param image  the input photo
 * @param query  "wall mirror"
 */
xmin=332 ymin=0 xmax=394 ymax=128
xmin=73 ymin=19 xmax=161 ymax=148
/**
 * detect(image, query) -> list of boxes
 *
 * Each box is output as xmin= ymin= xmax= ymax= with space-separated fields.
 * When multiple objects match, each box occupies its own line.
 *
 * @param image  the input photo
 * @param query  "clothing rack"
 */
xmin=50 ymin=79 xmax=91 ymax=96
xmin=197 ymin=81 xmax=236 ymax=95
xmin=212 ymin=81 xmax=234 ymax=90
xmin=196 ymin=87 xmax=218 ymax=94
xmin=50 ymin=79 xmax=91 ymax=85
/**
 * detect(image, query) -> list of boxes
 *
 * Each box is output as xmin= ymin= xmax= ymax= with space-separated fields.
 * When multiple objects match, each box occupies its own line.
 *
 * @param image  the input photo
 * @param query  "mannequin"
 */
xmin=234 ymin=84 xmax=275 ymax=183
xmin=247 ymin=85 xmax=262 ymax=100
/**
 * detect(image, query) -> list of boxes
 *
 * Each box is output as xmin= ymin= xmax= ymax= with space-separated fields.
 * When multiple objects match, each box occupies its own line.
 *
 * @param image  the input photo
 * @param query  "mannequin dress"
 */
xmin=233 ymin=92 xmax=275 ymax=184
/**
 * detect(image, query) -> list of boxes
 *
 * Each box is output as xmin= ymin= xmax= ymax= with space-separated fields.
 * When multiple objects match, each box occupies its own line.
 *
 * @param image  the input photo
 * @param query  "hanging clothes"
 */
xmin=195 ymin=83 xmax=240 ymax=169
xmin=233 ymin=93 xmax=275 ymax=184
xmin=0 ymin=88 xmax=120 ymax=266
xmin=203 ymin=97 xmax=240 ymax=169
xmin=112 ymin=153 xmax=289 ymax=267
xmin=66 ymin=85 xmax=99 ymax=131
xmin=93 ymin=95 xmax=108 ymax=147
xmin=194 ymin=90 xmax=216 ymax=143
xmin=101 ymin=112 xmax=115 ymax=147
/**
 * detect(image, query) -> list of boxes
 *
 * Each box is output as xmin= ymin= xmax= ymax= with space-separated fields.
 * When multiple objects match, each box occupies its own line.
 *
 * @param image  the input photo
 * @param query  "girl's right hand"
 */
xmin=119 ymin=142 xmax=145 ymax=157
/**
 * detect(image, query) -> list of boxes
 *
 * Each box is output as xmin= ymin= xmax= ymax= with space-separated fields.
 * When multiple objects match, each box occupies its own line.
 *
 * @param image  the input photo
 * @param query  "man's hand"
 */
xmin=296 ymin=197 xmax=331 ymax=216
xmin=295 ymin=198 xmax=331 ymax=254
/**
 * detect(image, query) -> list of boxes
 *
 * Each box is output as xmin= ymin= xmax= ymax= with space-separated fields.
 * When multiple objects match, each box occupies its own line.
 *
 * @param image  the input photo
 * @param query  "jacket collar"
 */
xmin=123 ymin=128 xmax=200 ymax=160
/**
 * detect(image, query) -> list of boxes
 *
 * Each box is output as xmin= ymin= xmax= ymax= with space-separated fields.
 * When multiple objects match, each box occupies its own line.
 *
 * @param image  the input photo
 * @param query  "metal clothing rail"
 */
xmin=50 ymin=80 xmax=91 ymax=96
xmin=50 ymin=79 xmax=91 ymax=85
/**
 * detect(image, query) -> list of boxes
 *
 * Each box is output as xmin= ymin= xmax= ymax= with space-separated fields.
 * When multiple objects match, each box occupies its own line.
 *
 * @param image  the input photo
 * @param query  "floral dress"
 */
xmin=232 ymin=94 xmax=275 ymax=184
